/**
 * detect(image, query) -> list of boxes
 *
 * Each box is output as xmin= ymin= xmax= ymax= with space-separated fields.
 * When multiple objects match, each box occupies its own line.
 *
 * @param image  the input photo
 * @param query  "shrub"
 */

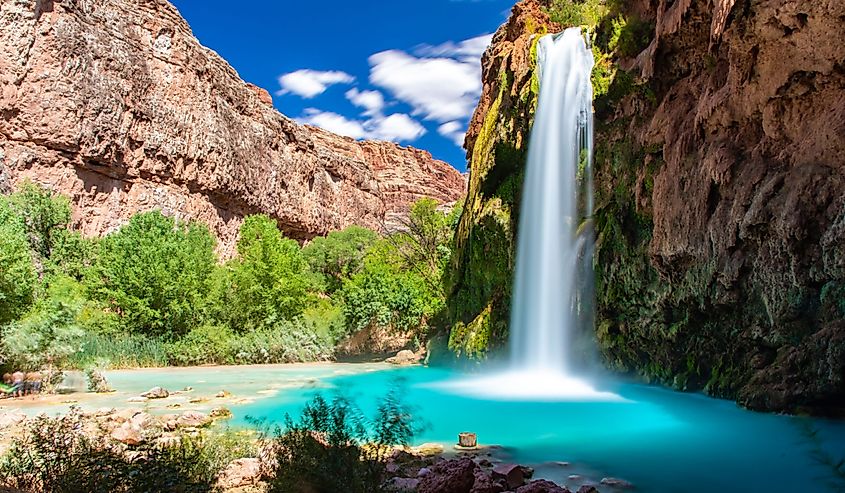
xmin=0 ymin=408 xmax=217 ymax=493
xmin=264 ymin=384 xmax=418 ymax=493
xmin=70 ymin=332 xmax=168 ymax=369
xmin=302 ymin=225 xmax=378 ymax=294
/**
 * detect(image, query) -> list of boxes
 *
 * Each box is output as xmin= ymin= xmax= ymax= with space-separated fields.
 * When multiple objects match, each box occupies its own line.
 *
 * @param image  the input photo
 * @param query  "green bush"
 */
xmin=89 ymin=211 xmax=217 ymax=338
xmin=302 ymin=225 xmax=378 ymax=294
xmin=0 ymin=408 xmax=217 ymax=493
xmin=264 ymin=385 xmax=417 ymax=493
xmin=0 ymin=276 xmax=96 ymax=369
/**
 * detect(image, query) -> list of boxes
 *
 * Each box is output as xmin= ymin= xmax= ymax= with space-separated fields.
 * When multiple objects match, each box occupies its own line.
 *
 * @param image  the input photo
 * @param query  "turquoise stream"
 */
xmin=233 ymin=365 xmax=845 ymax=493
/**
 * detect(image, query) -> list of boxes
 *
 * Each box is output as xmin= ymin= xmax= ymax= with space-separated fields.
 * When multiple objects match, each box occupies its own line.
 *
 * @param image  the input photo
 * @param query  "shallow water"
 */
xmin=234 ymin=365 xmax=845 ymax=493
xmin=4 ymin=363 xmax=843 ymax=492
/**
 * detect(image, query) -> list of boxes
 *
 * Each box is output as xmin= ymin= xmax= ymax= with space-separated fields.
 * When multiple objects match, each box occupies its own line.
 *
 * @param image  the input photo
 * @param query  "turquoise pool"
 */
xmin=234 ymin=365 xmax=845 ymax=493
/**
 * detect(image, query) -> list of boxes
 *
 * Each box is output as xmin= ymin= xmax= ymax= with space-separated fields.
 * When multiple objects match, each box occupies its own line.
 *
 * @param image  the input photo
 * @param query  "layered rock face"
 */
xmin=447 ymin=0 xmax=845 ymax=414
xmin=0 ymin=0 xmax=465 ymax=256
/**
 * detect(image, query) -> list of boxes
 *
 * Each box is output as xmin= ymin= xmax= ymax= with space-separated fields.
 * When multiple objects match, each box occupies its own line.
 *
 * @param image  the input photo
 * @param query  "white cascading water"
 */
xmin=510 ymin=27 xmax=595 ymax=374
xmin=436 ymin=27 xmax=620 ymax=401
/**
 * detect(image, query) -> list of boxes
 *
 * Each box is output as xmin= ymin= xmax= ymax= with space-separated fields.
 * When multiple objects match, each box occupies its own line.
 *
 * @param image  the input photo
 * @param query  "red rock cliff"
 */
xmin=448 ymin=0 xmax=845 ymax=414
xmin=0 ymin=0 xmax=466 ymax=256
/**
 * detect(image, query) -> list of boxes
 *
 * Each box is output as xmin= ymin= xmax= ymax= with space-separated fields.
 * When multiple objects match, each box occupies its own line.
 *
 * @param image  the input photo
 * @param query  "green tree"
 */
xmin=4 ymin=181 xmax=71 ymax=265
xmin=302 ymin=226 xmax=378 ymax=294
xmin=89 ymin=211 xmax=216 ymax=337
xmin=212 ymin=215 xmax=310 ymax=331
xmin=0 ymin=201 xmax=37 ymax=324
xmin=0 ymin=276 xmax=90 ymax=369
xmin=390 ymin=198 xmax=462 ymax=288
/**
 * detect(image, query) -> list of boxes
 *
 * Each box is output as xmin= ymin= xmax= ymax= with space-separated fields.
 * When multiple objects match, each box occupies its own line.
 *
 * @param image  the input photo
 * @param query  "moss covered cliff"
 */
xmin=445 ymin=0 xmax=845 ymax=415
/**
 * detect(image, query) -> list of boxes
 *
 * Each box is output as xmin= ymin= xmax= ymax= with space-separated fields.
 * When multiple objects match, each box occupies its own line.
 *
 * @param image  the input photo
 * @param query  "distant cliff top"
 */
xmin=0 ymin=0 xmax=466 ymax=255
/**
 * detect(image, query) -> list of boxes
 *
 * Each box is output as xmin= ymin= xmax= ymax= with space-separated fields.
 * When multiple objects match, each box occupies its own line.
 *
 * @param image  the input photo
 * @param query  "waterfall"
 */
xmin=434 ymin=28 xmax=620 ymax=401
xmin=510 ymin=27 xmax=595 ymax=375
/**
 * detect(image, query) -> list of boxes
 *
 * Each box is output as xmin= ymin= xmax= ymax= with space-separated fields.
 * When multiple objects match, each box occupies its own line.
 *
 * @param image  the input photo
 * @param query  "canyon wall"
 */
xmin=446 ymin=0 xmax=845 ymax=414
xmin=0 ymin=0 xmax=465 ymax=256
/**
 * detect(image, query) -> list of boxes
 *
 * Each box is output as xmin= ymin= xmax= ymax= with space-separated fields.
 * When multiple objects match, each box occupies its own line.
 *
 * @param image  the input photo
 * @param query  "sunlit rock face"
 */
xmin=446 ymin=0 xmax=845 ymax=414
xmin=0 ymin=0 xmax=466 ymax=257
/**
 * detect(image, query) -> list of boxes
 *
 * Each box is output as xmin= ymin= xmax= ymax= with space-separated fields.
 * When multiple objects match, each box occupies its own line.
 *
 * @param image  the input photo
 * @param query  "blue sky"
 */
xmin=170 ymin=0 xmax=515 ymax=171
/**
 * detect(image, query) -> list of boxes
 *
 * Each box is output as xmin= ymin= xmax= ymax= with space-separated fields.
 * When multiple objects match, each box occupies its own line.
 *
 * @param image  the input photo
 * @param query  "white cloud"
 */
xmin=296 ymin=108 xmax=425 ymax=143
xmin=438 ymin=121 xmax=467 ymax=147
xmin=345 ymin=88 xmax=385 ymax=116
xmin=368 ymin=50 xmax=482 ymax=123
xmin=276 ymin=69 xmax=355 ymax=98
xmin=296 ymin=108 xmax=366 ymax=138
xmin=414 ymin=33 xmax=493 ymax=61
xmin=368 ymin=113 xmax=426 ymax=142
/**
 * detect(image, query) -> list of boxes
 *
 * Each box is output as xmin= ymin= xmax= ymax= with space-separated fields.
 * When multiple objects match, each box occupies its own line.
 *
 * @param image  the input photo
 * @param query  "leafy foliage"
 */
xmin=0 ymin=200 xmax=37 ymax=325
xmin=89 ymin=211 xmax=216 ymax=338
xmin=302 ymin=225 xmax=378 ymax=294
xmin=264 ymin=383 xmax=418 ymax=493
xmin=0 ymin=408 xmax=217 ymax=493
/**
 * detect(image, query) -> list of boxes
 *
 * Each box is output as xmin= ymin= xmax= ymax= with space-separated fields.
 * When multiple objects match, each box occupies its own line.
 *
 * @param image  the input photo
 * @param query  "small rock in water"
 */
xmin=141 ymin=386 xmax=169 ymax=399
xmin=600 ymin=477 xmax=634 ymax=489
xmin=210 ymin=407 xmax=233 ymax=419
xmin=182 ymin=386 xmax=193 ymax=392
xmin=188 ymin=396 xmax=207 ymax=404
xmin=127 ymin=396 xmax=148 ymax=403
xmin=215 ymin=390 xmax=231 ymax=398
xmin=568 ymin=475 xmax=582 ymax=481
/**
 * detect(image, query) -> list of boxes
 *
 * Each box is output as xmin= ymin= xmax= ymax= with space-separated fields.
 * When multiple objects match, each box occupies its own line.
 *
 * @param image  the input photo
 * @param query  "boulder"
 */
xmin=0 ymin=412 xmax=27 ymax=429
xmin=141 ymin=387 xmax=169 ymax=399
xmin=129 ymin=412 xmax=156 ymax=431
xmin=492 ymin=464 xmax=526 ymax=489
xmin=217 ymin=458 xmax=262 ymax=490
xmin=515 ymin=480 xmax=571 ymax=493
xmin=111 ymin=424 xmax=143 ymax=446
xmin=600 ymin=478 xmax=634 ymax=489
xmin=417 ymin=458 xmax=478 ymax=493
xmin=112 ymin=408 xmax=143 ymax=423
xmin=470 ymin=470 xmax=505 ymax=493
xmin=386 ymin=349 xmax=422 ymax=365
xmin=210 ymin=407 xmax=233 ymax=419
xmin=177 ymin=411 xmax=211 ymax=428
xmin=413 ymin=443 xmax=445 ymax=457
xmin=577 ymin=486 xmax=599 ymax=493
xmin=384 ymin=477 xmax=421 ymax=493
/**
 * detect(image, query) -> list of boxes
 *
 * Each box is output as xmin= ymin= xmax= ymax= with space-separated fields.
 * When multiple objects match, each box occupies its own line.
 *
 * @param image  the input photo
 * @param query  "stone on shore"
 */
xmin=177 ymin=411 xmax=212 ymax=428
xmin=217 ymin=458 xmax=262 ymax=489
xmin=516 ymin=479 xmax=571 ymax=493
xmin=141 ymin=387 xmax=169 ymax=399
xmin=385 ymin=349 xmax=423 ymax=365
xmin=111 ymin=423 xmax=143 ymax=445
xmin=492 ymin=463 xmax=526 ymax=489
xmin=417 ymin=458 xmax=478 ymax=493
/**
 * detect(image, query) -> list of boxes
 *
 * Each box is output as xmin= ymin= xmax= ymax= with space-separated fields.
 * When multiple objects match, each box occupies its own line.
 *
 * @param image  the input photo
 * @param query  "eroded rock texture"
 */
xmin=447 ymin=0 xmax=845 ymax=414
xmin=0 ymin=0 xmax=465 ymax=256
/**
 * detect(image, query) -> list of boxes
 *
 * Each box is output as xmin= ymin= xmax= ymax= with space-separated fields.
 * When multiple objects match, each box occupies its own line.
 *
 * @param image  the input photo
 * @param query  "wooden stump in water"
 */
xmin=458 ymin=432 xmax=477 ymax=448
